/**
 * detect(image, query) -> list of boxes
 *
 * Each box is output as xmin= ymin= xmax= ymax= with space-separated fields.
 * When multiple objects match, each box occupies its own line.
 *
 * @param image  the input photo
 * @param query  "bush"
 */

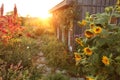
xmin=40 ymin=35 xmax=68 ymax=70
xmin=40 ymin=34 xmax=81 ymax=77
xmin=0 ymin=10 xmax=43 ymax=79
xmin=33 ymin=26 xmax=45 ymax=36
xmin=42 ymin=73 xmax=70 ymax=80
xmin=0 ymin=37 xmax=39 ymax=66
xmin=0 ymin=37 xmax=43 ymax=79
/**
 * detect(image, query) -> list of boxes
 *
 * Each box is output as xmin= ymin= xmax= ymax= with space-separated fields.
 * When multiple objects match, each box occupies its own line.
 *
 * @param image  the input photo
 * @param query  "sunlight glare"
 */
xmin=1 ymin=0 xmax=63 ymax=18
xmin=39 ymin=11 xmax=52 ymax=19
xmin=31 ymin=0 xmax=52 ymax=19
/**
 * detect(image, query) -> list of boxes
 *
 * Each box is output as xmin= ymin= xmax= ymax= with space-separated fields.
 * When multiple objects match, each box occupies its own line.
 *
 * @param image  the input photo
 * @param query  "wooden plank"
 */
xmin=101 ymin=7 xmax=104 ymax=12
xmin=82 ymin=6 xmax=87 ymax=19
xmin=97 ymin=0 xmax=102 ymax=5
xmin=109 ymin=0 xmax=113 ymax=5
xmin=87 ymin=0 xmax=92 ymax=5
xmin=97 ymin=7 xmax=101 ymax=13
xmin=78 ymin=0 xmax=83 ymax=4
xmin=87 ymin=6 xmax=92 ymax=13
xmin=102 ymin=0 xmax=106 ymax=6
xmin=92 ymin=6 xmax=96 ymax=14
xmin=93 ymin=0 xmax=97 ymax=5
xmin=106 ymin=0 xmax=110 ymax=6
xmin=82 ymin=0 xmax=87 ymax=5
xmin=111 ymin=0 xmax=117 ymax=5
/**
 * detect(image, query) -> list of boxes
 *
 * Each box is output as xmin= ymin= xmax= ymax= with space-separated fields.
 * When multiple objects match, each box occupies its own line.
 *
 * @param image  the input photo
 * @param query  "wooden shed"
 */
xmin=50 ymin=0 xmax=117 ymax=51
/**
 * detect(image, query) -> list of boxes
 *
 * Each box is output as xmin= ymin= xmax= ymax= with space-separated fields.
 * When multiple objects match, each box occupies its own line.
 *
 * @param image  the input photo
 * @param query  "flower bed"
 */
xmin=75 ymin=1 xmax=120 ymax=80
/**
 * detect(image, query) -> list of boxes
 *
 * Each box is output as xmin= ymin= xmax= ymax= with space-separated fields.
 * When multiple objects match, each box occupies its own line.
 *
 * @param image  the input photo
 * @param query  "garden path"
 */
xmin=34 ymin=37 xmax=85 ymax=80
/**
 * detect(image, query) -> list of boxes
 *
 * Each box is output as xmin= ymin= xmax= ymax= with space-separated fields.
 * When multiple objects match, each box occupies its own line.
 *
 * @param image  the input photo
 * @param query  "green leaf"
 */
xmin=94 ymin=13 xmax=109 ymax=25
xmin=109 ymin=53 xmax=113 ymax=58
xmin=115 ymin=56 xmax=120 ymax=62
xmin=90 ymin=53 xmax=99 ymax=64
xmin=95 ymin=37 xmax=106 ymax=47
xmin=100 ymin=29 xmax=109 ymax=37
xmin=112 ymin=13 xmax=120 ymax=17
xmin=115 ymin=63 xmax=120 ymax=75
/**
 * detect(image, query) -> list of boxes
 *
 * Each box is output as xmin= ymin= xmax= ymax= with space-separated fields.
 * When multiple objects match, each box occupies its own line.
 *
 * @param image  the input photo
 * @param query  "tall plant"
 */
xmin=75 ymin=0 xmax=120 ymax=80
xmin=0 ymin=5 xmax=42 ymax=79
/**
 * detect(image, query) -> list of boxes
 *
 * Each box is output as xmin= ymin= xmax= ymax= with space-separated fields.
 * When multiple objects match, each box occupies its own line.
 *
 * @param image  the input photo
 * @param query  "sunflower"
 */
xmin=75 ymin=38 xmax=84 ymax=47
xmin=93 ymin=26 xmax=102 ymax=34
xmin=102 ymin=56 xmax=110 ymax=65
xmin=85 ymin=30 xmax=94 ymax=38
xmin=90 ymin=23 xmax=95 ymax=29
xmin=78 ymin=20 xmax=86 ymax=27
xmin=74 ymin=52 xmax=81 ymax=62
xmin=86 ymin=77 xmax=94 ymax=80
xmin=81 ymin=20 xmax=87 ymax=26
xmin=84 ymin=47 xmax=93 ymax=56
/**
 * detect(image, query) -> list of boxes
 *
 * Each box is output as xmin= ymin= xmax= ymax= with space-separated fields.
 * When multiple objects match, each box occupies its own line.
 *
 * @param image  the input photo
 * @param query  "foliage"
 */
xmin=52 ymin=0 xmax=79 ymax=30
xmin=0 ymin=6 xmax=43 ymax=79
xmin=22 ymin=17 xmax=53 ymax=37
xmin=32 ymin=26 xmax=45 ymax=36
xmin=0 ymin=36 xmax=42 ymax=80
xmin=75 ymin=1 xmax=120 ymax=80
xmin=42 ymin=73 xmax=70 ymax=80
xmin=40 ymin=34 xmax=80 ymax=77
xmin=40 ymin=34 xmax=68 ymax=70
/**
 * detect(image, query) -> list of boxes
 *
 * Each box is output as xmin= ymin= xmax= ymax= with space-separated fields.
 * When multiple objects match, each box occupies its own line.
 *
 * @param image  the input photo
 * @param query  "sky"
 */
xmin=0 ymin=0 xmax=63 ymax=18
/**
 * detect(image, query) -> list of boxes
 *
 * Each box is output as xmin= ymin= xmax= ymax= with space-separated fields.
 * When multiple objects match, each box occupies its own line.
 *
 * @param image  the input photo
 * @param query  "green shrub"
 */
xmin=33 ymin=26 xmax=45 ymax=36
xmin=42 ymin=73 xmax=70 ymax=80
xmin=0 ymin=37 xmax=43 ymax=79
xmin=0 ymin=37 xmax=39 ymax=66
xmin=40 ymin=34 xmax=80 ymax=77
xmin=40 ymin=35 xmax=69 ymax=70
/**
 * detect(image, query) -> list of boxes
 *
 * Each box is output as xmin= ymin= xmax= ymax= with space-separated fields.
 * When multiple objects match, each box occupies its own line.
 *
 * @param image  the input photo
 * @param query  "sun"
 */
xmin=39 ymin=11 xmax=52 ymax=19
xmin=29 ymin=0 xmax=53 ymax=19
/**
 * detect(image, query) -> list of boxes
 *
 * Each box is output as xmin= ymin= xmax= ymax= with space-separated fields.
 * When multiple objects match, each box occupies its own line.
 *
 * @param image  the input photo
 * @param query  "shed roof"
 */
xmin=50 ymin=0 xmax=72 ymax=12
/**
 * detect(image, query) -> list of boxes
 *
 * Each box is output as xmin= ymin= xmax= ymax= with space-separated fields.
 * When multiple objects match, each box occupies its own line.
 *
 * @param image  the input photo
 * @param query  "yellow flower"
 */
xmin=75 ymin=38 xmax=84 ymax=47
xmin=85 ymin=30 xmax=94 ymax=38
xmin=84 ymin=47 xmax=93 ymax=56
xmin=102 ymin=56 xmax=110 ymax=65
xmin=81 ymin=20 xmax=87 ymax=26
xmin=89 ymin=16 xmax=93 ymax=21
xmin=93 ymin=26 xmax=102 ymax=34
xmin=86 ymin=77 xmax=94 ymax=80
xmin=74 ymin=52 xmax=81 ymax=62
xmin=78 ymin=20 xmax=86 ymax=27
xmin=90 ymin=23 xmax=95 ymax=29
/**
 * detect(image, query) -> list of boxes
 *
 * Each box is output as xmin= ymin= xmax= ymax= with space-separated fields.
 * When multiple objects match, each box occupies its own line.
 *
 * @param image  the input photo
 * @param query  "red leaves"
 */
xmin=0 ymin=7 xmax=24 ymax=45
xmin=0 ymin=28 xmax=8 ymax=34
